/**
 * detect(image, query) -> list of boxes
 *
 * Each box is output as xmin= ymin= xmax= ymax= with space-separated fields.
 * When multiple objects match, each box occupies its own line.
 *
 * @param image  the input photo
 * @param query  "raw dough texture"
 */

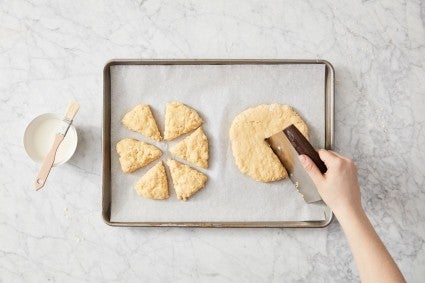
xmin=170 ymin=127 xmax=209 ymax=169
xmin=166 ymin=159 xmax=207 ymax=201
xmin=135 ymin=161 xmax=169 ymax=200
xmin=122 ymin=104 xmax=162 ymax=141
xmin=164 ymin=101 xmax=203 ymax=141
xmin=116 ymin=138 xmax=162 ymax=173
xmin=229 ymin=104 xmax=308 ymax=182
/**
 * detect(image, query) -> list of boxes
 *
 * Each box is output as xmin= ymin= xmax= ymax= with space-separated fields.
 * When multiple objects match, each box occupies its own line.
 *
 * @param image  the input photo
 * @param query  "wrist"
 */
xmin=333 ymin=204 xmax=365 ymax=226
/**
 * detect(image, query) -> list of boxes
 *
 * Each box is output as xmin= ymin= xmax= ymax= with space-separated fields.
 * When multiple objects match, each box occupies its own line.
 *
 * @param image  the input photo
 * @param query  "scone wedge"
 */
xmin=135 ymin=161 xmax=169 ymax=200
xmin=169 ymin=127 xmax=209 ymax=169
xmin=116 ymin=138 xmax=162 ymax=173
xmin=166 ymin=159 xmax=207 ymax=201
xmin=164 ymin=101 xmax=203 ymax=141
xmin=122 ymin=104 xmax=162 ymax=141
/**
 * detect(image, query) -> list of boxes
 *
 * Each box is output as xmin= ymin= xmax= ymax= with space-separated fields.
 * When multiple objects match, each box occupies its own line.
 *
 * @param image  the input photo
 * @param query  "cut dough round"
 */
xmin=229 ymin=104 xmax=308 ymax=182
xmin=121 ymin=104 xmax=162 ymax=141
xmin=135 ymin=161 xmax=169 ymax=200
xmin=116 ymin=138 xmax=162 ymax=173
xmin=169 ymin=127 xmax=209 ymax=169
xmin=164 ymin=101 xmax=203 ymax=141
xmin=166 ymin=159 xmax=207 ymax=201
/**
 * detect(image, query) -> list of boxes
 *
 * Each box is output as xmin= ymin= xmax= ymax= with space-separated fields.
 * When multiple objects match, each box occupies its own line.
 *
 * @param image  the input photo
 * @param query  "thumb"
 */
xmin=298 ymin=154 xmax=324 ymax=186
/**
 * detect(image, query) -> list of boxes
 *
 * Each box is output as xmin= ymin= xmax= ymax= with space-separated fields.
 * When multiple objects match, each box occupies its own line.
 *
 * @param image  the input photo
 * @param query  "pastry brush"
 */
xmin=34 ymin=101 xmax=80 ymax=190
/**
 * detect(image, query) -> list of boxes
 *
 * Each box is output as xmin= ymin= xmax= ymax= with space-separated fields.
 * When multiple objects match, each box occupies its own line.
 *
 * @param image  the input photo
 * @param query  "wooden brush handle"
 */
xmin=34 ymin=134 xmax=64 ymax=190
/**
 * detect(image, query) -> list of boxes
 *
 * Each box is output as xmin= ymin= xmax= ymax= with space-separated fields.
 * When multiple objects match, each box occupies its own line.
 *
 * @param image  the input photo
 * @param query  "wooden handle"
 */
xmin=65 ymin=101 xmax=80 ymax=121
xmin=283 ymin=124 xmax=327 ymax=174
xmin=34 ymin=134 xmax=64 ymax=190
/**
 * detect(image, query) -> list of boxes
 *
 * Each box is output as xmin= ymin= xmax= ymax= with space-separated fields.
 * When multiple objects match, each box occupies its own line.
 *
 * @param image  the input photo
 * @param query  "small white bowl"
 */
xmin=24 ymin=113 xmax=78 ymax=166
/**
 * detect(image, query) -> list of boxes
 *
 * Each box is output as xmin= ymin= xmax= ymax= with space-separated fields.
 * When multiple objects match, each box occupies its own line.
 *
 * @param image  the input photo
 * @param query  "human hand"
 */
xmin=299 ymin=150 xmax=362 ymax=218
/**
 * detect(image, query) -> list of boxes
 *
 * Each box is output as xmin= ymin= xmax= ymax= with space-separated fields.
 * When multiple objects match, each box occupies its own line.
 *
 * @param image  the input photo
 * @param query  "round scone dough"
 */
xmin=229 ymin=104 xmax=308 ymax=182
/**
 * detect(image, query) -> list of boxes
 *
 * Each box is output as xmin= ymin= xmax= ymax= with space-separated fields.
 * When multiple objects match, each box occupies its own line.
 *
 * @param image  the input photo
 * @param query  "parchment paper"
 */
xmin=110 ymin=63 xmax=328 ymax=222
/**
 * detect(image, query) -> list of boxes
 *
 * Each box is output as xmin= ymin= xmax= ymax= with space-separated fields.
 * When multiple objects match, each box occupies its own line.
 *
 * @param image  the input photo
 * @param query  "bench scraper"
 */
xmin=266 ymin=124 xmax=327 ymax=203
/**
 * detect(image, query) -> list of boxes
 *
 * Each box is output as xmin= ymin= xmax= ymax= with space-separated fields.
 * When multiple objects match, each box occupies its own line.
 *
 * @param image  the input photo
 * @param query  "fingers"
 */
xmin=318 ymin=149 xmax=354 ymax=166
xmin=298 ymin=154 xmax=324 ymax=185
xmin=317 ymin=149 xmax=340 ymax=166
xmin=328 ymin=150 xmax=350 ymax=161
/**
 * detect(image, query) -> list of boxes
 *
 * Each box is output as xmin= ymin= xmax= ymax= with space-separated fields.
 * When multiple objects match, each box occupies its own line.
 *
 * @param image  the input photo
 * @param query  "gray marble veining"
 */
xmin=0 ymin=0 xmax=424 ymax=282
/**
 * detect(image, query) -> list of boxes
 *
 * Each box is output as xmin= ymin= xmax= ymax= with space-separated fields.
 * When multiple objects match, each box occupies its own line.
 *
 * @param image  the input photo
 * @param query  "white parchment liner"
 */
xmin=110 ymin=63 xmax=327 ymax=222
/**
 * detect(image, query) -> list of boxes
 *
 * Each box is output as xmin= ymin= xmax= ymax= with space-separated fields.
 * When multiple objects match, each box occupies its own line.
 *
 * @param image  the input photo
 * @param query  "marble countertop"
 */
xmin=1 ymin=0 xmax=424 ymax=282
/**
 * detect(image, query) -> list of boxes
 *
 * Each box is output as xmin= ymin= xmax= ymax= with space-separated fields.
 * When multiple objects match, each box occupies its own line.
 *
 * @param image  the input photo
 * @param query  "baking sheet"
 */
xmin=109 ymin=63 xmax=328 ymax=222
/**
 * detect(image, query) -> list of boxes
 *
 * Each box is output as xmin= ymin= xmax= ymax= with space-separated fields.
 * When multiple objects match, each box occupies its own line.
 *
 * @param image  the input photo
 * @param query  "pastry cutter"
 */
xmin=34 ymin=101 xmax=80 ymax=190
xmin=266 ymin=124 xmax=327 ymax=203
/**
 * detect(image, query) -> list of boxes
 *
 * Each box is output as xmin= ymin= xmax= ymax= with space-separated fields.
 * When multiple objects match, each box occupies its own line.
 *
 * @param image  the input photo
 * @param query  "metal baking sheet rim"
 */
xmin=102 ymin=59 xmax=335 ymax=228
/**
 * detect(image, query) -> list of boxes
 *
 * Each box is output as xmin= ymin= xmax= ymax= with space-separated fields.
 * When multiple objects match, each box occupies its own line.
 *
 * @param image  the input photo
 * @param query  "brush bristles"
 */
xmin=65 ymin=101 xmax=80 ymax=120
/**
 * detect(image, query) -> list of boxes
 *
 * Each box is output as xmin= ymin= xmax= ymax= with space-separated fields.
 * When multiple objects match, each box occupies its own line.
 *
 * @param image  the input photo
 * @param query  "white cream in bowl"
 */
xmin=24 ymin=113 xmax=78 ymax=166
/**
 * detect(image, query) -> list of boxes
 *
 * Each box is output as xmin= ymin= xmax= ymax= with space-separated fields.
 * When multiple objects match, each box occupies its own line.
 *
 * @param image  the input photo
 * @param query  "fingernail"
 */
xmin=298 ymin=155 xmax=307 ymax=165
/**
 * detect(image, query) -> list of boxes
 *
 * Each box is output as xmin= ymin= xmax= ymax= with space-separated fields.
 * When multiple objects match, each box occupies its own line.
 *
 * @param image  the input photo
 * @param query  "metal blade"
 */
xmin=266 ymin=131 xmax=322 ymax=203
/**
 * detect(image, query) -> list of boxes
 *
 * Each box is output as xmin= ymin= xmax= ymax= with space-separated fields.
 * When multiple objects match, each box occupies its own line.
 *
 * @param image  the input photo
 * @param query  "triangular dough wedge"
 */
xmin=164 ymin=101 xmax=203 ymax=141
xmin=169 ymin=127 xmax=209 ymax=169
xmin=166 ymin=159 xmax=207 ymax=201
xmin=122 ymin=104 xmax=162 ymax=141
xmin=116 ymin=138 xmax=162 ymax=173
xmin=135 ymin=161 xmax=169 ymax=200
